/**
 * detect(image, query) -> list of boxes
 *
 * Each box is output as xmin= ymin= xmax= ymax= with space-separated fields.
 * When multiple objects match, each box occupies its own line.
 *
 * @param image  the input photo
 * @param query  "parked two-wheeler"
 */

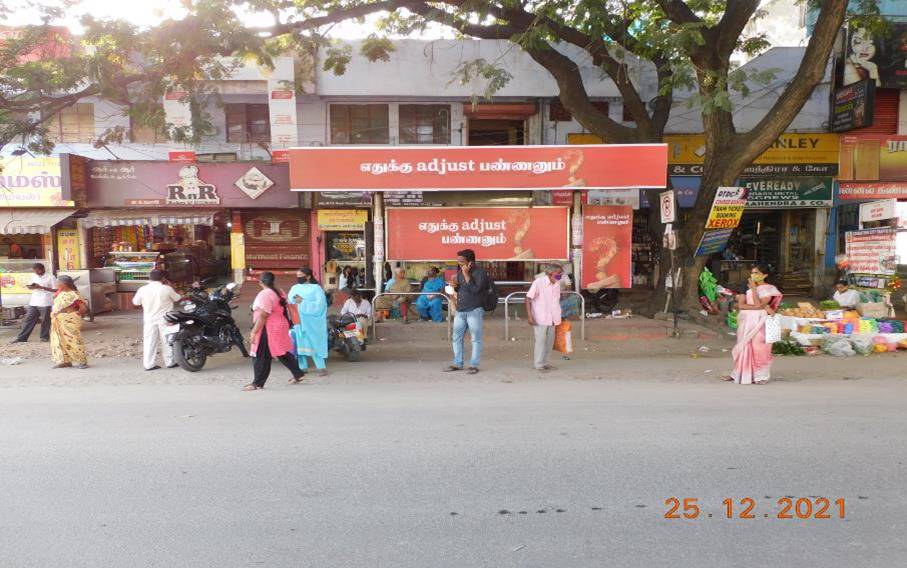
xmin=582 ymin=288 xmax=620 ymax=314
xmin=164 ymin=282 xmax=248 ymax=372
xmin=327 ymin=312 xmax=366 ymax=362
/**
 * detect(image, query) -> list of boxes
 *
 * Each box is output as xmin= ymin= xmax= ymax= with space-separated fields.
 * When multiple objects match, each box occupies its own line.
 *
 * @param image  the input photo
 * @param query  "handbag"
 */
xmin=764 ymin=313 xmax=782 ymax=344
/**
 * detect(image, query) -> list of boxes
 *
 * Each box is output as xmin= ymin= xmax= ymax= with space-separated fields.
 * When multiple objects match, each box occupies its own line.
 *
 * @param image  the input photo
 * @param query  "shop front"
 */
xmin=0 ymin=155 xmax=79 ymax=308
xmin=83 ymin=161 xmax=305 ymax=298
xmin=313 ymin=193 xmax=371 ymax=291
xmin=288 ymin=144 xmax=668 ymax=304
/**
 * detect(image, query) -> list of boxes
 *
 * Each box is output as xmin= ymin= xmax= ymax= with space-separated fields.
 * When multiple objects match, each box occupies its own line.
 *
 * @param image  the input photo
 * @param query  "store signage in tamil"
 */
xmin=290 ymin=145 xmax=668 ymax=191
xmin=832 ymin=80 xmax=875 ymax=132
xmin=845 ymin=228 xmax=898 ymax=275
xmin=166 ymin=165 xmax=220 ymax=205
xmin=665 ymin=133 xmax=839 ymax=176
xmin=317 ymin=209 xmax=368 ymax=231
xmin=581 ymin=206 xmax=633 ymax=290
xmin=705 ymin=187 xmax=747 ymax=229
xmin=859 ymin=199 xmax=897 ymax=224
xmin=739 ymin=177 xmax=833 ymax=208
xmin=0 ymin=156 xmax=73 ymax=207
xmin=386 ymin=207 xmax=569 ymax=261
xmin=839 ymin=181 xmax=907 ymax=200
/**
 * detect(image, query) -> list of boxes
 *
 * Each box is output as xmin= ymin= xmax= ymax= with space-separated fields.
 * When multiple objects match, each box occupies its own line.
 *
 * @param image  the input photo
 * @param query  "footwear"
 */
xmin=166 ymin=364 xmax=178 ymax=369
xmin=316 ymin=369 xmax=328 ymax=377
xmin=443 ymin=365 xmax=463 ymax=372
xmin=76 ymin=364 xmax=89 ymax=370
xmin=288 ymin=376 xmax=305 ymax=384
xmin=241 ymin=384 xmax=262 ymax=391
xmin=51 ymin=363 xmax=72 ymax=369
xmin=466 ymin=367 xmax=479 ymax=375
xmin=9 ymin=340 xmax=24 ymax=344
xmin=40 ymin=338 xmax=49 ymax=343
xmin=535 ymin=367 xmax=550 ymax=373
xmin=145 ymin=366 xmax=161 ymax=371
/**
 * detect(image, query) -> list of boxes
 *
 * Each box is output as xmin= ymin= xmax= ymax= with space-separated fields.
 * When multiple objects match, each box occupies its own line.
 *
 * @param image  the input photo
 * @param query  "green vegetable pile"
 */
xmin=772 ymin=340 xmax=805 ymax=356
xmin=819 ymin=300 xmax=840 ymax=310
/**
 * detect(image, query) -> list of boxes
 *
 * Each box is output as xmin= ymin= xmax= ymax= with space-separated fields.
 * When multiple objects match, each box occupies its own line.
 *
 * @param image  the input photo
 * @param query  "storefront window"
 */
xmin=330 ymin=104 xmax=389 ymax=144
xmin=326 ymin=232 xmax=366 ymax=262
xmin=47 ymin=103 xmax=95 ymax=143
xmin=225 ymin=104 xmax=271 ymax=143
xmin=399 ymin=104 xmax=450 ymax=144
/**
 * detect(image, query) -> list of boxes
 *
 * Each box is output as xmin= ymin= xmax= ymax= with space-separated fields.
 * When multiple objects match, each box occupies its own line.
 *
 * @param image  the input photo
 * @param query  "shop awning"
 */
xmin=0 ymin=208 xmax=76 ymax=234
xmin=79 ymin=209 xmax=217 ymax=228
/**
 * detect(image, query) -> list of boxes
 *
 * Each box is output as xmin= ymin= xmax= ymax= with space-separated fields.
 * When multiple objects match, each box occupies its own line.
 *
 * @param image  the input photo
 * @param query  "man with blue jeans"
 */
xmin=445 ymin=249 xmax=486 ymax=375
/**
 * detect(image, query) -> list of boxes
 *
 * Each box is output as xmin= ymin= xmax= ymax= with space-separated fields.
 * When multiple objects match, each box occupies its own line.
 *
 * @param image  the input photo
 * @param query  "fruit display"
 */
xmin=779 ymin=302 xmax=824 ymax=319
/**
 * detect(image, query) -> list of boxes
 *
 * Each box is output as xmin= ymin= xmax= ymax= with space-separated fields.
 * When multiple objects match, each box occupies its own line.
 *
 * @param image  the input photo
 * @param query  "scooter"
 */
xmin=327 ymin=312 xmax=366 ymax=362
xmin=164 ymin=282 xmax=248 ymax=372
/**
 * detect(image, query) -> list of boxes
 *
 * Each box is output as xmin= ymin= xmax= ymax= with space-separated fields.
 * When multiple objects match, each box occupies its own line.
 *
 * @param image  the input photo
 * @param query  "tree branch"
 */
xmin=655 ymin=0 xmax=702 ymax=25
xmin=714 ymin=1 xmax=760 ymax=61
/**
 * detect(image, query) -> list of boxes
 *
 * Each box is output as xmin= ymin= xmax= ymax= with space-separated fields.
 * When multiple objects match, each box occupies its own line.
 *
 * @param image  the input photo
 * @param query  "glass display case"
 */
xmin=106 ymin=251 xmax=160 ymax=292
xmin=0 ymin=258 xmax=52 ymax=306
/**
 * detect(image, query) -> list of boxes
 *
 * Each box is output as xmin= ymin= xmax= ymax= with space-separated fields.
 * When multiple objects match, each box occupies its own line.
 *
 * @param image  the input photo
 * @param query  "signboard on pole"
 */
xmin=705 ymin=187 xmax=747 ymax=229
xmin=845 ymin=228 xmax=898 ymax=275
xmin=695 ymin=228 xmax=735 ymax=257
xmin=659 ymin=190 xmax=676 ymax=223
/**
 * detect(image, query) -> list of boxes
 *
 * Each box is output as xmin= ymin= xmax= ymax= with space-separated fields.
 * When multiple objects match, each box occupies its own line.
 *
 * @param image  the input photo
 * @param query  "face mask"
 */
xmin=751 ymin=273 xmax=766 ymax=283
xmin=297 ymin=277 xmax=308 ymax=284
xmin=554 ymin=273 xmax=563 ymax=281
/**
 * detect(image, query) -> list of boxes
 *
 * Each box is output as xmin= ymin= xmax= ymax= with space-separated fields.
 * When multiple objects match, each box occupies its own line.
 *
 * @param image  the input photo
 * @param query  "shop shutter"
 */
xmin=851 ymin=88 xmax=898 ymax=135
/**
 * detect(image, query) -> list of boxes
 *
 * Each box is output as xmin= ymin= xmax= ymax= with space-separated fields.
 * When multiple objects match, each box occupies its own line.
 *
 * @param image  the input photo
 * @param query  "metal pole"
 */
xmin=670 ymin=249 xmax=678 ymax=338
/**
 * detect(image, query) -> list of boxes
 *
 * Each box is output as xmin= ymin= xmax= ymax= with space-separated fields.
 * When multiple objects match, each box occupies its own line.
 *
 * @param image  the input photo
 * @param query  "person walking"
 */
xmin=50 ymin=275 xmax=88 ymax=369
xmin=11 ymin=263 xmax=55 ymax=344
xmin=722 ymin=264 xmax=783 ymax=385
xmin=243 ymin=272 xmax=305 ymax=391
xmin=444 ymin=249 xmax=487 ymax=375
xmin=131 ymin=270 xmax=181 ymax=371
xmin=288 ymin=267 xmax=329 ymax=376
xmin=526 ymin=264 xmax=564 ymax=372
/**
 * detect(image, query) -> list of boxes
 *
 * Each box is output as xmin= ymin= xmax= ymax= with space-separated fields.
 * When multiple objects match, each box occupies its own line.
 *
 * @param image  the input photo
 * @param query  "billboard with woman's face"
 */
xmin=844 ymin=25 xmax=907 ymax=89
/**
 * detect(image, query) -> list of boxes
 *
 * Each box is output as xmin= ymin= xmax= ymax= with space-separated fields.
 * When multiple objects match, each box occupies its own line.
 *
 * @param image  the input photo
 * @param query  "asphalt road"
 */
xmin=1 ymin=377 xmax=905 ymax=567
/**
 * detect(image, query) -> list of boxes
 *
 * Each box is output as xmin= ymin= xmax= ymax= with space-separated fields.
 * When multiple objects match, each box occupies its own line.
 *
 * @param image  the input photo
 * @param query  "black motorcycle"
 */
xmin=581 ymin=288 xmax=620 ymax=314
xmin=164 ymin=282 xmax=248 ymax=372
xmin=327 ymin=313 xmax=366 ymax=362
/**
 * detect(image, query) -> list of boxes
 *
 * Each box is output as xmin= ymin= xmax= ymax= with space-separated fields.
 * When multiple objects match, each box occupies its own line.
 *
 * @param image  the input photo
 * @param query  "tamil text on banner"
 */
xmin=695 ymin=228 xmax=735 ymax=257
xmin=386 ymin=207 xmax=569 ymax=261
xmin=581 ymin=206 xmax=633 ymax=290
xmin=57 ymin=229 xmax=81 ymax=270
xmin=0 ymin=156 xmax=73 ymax=207
xmin=705 ymin=187 xmax=747 ymax=229
xmin=739 ymin=177 xmax=833 ymax=208
xmin=859 ymin=199 xmax=897 ymax=225
xmin=316 ymin=209 xmax=368 ymax=231
xmin=846 ymin=228 xmax=898 ymax=275
xmin=290 ymin=145 xmax=668 ymax=191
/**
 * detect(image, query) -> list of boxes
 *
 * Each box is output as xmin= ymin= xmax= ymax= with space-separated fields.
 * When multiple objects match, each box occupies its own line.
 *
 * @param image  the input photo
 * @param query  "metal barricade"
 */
xmin=371 ymin=291 xmax=453 ymax=340
xmin=503 ymin=290 xmax=585 ymax=341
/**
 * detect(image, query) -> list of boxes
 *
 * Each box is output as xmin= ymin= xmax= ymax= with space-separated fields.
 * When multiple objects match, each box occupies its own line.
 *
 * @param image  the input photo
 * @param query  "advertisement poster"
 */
xmin=845 ymin=228 xmax=898 ymax=275
xmin=705 ymin=187 xmax=747 ymax=229
xmin=326 ymin=232 xmax=365 ymax=262
xmin=242 ymin=210 xmax=311 ymax=269
xmin=0 ymin=271 xmax=33 ymax=295
xmin=832 ymin=80 xmax=875 ymax=132
xmin=57 ymin=229 xmax=81 ymax=270
xmin=843 ymin=24 xmax=907 ymax=89
xmin=290 ymin=145 xmax=668 ymax=191
xmin=695 ymin=228 xmax=735 ymax=257
xmin=839 ymin=136 xmax=907 ymax=198
xmin=386 ymin=207 xmax=569 ymax=261
xmin=0 ymin=156 xmax=72 ymax=207
xmin=739 ymin=177 xmax=833 ymax=208
xmin=230 ymin=233 xmax=246 ymax=270
xmin=581 ymin=206 xmax=633 ymax=290
xmin=316 ymin=209 xmax=368 ymax=231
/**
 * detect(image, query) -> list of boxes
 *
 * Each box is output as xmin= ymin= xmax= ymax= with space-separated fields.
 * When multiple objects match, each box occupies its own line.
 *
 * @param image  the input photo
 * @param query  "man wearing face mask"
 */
xmin=526 ymin=264 xmax=564 ymax=372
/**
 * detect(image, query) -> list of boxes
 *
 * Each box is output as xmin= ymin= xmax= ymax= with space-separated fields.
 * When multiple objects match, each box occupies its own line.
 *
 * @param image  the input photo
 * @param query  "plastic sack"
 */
xmin=554 ymin=321 xmax=573 ymax=354
xmin=851 ymin=335 xmax=874 ymax=355
xmin=699 ymin=268 xmax=719 ymax=302
xmin=822 ymin=335 xmax=854 ymax=357
xmin=726 ymin=310 xmax=738 ymax=331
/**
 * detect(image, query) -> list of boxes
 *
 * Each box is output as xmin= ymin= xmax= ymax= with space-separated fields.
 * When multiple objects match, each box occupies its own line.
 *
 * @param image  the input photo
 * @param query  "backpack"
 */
xmin=483 ymin=273 xmax=499 ymax=312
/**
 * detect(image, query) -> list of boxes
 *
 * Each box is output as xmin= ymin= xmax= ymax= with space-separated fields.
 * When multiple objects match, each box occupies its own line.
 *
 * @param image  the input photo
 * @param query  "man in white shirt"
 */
xmin=340 ymin=289 xmax=372 ymax=322
xmin=132 ymin=270 xmax=182 ymax=370
xmin=833 ymin=280 xmax=861 ymax=309
xmin=12 ymin=263 xmax=56 ymax=343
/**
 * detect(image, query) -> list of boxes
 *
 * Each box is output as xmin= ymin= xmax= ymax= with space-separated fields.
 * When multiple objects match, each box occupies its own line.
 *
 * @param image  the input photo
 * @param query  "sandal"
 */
xmin=466 ymin=367 xmax=479 ymax=375
xmin=288 ymin=376 xmax=305 ymax=384
xmin=242 ymin=384 xmax=263 ymax=391
xmin=720 ymin=375 xmax=735 ymax=382
xmin=543 ymin=365 xmax=558 ymax=371
xmin=443 ymin=365 xmax=463 ymax=372
xmin=52 ymin=363 xmax=72 ymax=369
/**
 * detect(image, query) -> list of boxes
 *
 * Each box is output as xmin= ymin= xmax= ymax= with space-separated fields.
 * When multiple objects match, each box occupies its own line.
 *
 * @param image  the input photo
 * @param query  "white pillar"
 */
xmin=373 ymin=192 xmax=385 ymax=291
xmin=571 ymin=191 xmax=583 ymax=288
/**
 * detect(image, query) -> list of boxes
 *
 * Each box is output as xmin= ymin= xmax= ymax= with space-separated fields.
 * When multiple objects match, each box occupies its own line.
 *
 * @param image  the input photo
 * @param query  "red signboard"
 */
xmin=386 ymin=207 xmax=569 ymax=261
xmin=271 ymin=149 xmax=290 ymax=163
xmin=168 ymin=151 xmax=196 ymax=163
xmin=290 ymin=145 xmax=667 ymax=191
xmin=581 ymin=206 xmax=633 ymax=290
xmin=839 ymin=181 xmax=907 ymax=200
xmin=242 ymin=210 xmax=311 ymax=269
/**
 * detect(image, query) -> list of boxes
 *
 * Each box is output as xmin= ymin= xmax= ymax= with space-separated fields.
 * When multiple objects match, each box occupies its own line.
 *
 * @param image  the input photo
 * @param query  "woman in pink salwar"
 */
xmin=243 ymin=272 xmax=305 ymax=391
xmin=723 ymin=264 xmax=782 ymax=385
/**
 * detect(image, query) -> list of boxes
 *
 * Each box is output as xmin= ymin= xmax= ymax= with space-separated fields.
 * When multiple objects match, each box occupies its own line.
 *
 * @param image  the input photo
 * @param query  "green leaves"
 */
xmin=448 ymin=58 xmax=513 ymax=105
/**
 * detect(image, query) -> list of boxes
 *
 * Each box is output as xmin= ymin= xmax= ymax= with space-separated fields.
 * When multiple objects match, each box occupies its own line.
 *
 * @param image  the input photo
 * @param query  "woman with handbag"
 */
xmin=722 ymin=264 xmax=782 ymax=385
xmin=50 ymin=275 xmax=89 ymax=369
xmin=243 ymin=272 xmax=305 ymax=391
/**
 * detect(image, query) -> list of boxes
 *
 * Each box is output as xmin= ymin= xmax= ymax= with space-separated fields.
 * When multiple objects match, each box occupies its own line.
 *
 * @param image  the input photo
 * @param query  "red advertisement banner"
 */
xmin=385 ymin=207 xmax=569 ymax=261
xmin=839 ymin=181 xmax=907 ymax=200
xmin=290 ymin=145 xmax=667 ymax=191
xmin=581 ymin=206 xmax=633 ymax=290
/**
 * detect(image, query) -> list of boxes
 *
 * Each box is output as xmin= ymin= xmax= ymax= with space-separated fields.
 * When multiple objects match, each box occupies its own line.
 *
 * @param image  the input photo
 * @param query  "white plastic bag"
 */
xmin=764 ymin=314 xmax=782 ymax=344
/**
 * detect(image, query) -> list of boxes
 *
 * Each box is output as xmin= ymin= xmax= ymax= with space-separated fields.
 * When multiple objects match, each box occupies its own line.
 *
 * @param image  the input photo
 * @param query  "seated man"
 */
xmin=833 ymin=280 xmax=861 ymax=309
xmin=340 ymin=289 xmax=372 ymax=323
xmin=415 ymin=267 xmax=445 ymax=322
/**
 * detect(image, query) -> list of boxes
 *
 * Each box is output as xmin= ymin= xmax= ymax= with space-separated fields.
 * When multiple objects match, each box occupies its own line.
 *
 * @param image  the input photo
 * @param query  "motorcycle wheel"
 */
xmin=173 ymin=338 xmax=207 ymax=372
xmin=345 ymin=339 xmax=361 ymax=362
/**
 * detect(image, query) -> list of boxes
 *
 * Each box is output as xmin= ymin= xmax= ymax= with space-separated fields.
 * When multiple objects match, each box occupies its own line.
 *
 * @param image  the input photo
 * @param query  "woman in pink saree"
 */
xmin=723 ymin=264 xmax=782 ymax=385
